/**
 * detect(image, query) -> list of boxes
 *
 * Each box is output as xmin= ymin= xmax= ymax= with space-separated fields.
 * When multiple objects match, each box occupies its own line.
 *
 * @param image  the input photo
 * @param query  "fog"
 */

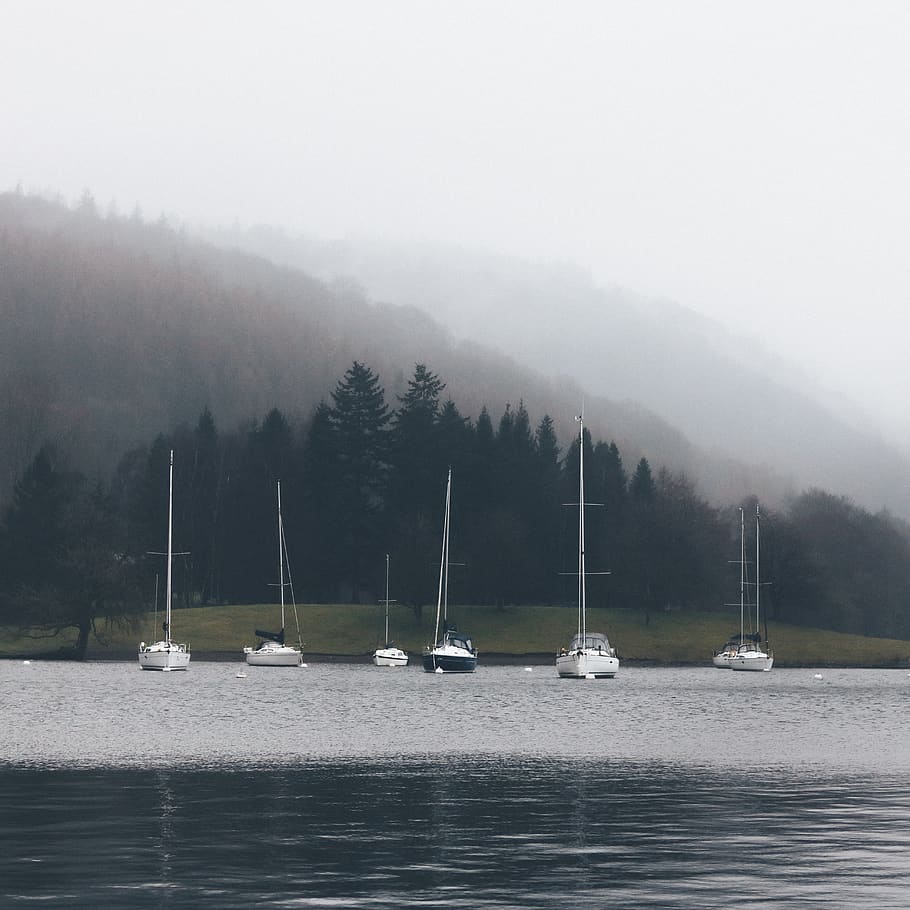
xmin=3 ymin=0 xmax=909 ymax=449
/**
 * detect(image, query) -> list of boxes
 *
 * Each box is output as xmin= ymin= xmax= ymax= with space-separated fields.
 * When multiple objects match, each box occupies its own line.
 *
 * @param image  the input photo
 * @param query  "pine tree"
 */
xmin=530 ymin=415 xmax=562 ymax=604
xmin=629 ymin=457 xmax=657 ymax=619
xmin=388 ymin=364 xmax=445 ymax=519
xmin=300 ymin=401 xmax=343 ymax=600
xmin=329 ymin=362 xmax=390 ymax=601
xmin=630 ymin=458 xmax=655 ymax=502
xmin=187 ymin=407 xmax=222 ymax=604
xmin=436 ymin=400 xmax=471 ymax=468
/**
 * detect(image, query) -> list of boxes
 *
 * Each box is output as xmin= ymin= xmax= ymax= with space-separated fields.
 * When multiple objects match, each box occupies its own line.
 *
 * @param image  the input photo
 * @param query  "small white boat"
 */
xmin=422 ymin=468 xmax=477 ymax=673
xmin=373 ymin=645 xmax=409 ymax=667
xmin=556 ymin=414 xmax=619 ymax=680
xmin=244 ymin=481 xmax=303 ymax=667
xmin=245 ymin=637 xmax=302 ymax=666
xmin=729 ymin=505 xmax=773 ymax=672
xmin=557 ymin=632 xmax=619 ymax=679
xmin=374 ymin=554 xmax=408 ymax=667
xmin=139 ymin=450 xmax=191 ymax=671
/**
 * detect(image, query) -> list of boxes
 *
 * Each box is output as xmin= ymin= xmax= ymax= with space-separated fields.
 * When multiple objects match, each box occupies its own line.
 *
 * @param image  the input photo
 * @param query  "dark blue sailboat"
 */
xmin=422 ymin=468 xmax=477 ymax=673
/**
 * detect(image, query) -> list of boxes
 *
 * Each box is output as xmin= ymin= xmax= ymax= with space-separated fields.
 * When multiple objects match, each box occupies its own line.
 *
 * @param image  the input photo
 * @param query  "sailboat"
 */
xmin=713 ymin=507 xmax=746 ymax=668
xmin=243 ymin=481 xmax=303 ymax=667
xmin=139 ymin=450 xmax=191 ymax=671
xmin=422 ymin=468 xmax=477 ymax=673
xmin=373 ymin=553 xmax=408 ymax=667
xmin=556 ymin=415 xmax=619 ymax=679
xmin=730 ymin=504 xmax=774 ymax=671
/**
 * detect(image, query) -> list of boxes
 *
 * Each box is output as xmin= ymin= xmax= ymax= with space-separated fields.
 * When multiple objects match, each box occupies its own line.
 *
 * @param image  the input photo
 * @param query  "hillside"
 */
xmin=3 ymin=192 xmax=910 ymax=651
xmin=3 ymin=603 xmax=909 ymax=669
xmin=209 ymin=227 xmax=910 ymax=518
xmin=3 ymin=190 xmax=909 ymax=528
xmin=0 ymin=191 xmax=763 ymax=510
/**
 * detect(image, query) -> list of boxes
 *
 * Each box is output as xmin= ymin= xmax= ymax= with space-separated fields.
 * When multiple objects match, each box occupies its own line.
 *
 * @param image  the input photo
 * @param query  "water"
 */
xmin=2 ymin=661 xmax=910 ymax=907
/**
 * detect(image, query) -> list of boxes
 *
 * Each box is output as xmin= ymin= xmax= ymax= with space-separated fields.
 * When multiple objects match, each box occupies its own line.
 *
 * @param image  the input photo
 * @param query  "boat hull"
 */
xmin=138 ymin=642 xmax=191 ymax=671
xmin=730 ymin=651 xmax=773 ymax=672
xmin=244 ymin=644 xmax=302 ymax=666
xmin=556 ymin=649 xmax=619 ymax=679
xmin=373 ymin=648 xmax=409 ymax=667
xmin=422 ymin=649 xmax=476 ymax=673
xmin=712 ymin=652 xmax=735 ymax=669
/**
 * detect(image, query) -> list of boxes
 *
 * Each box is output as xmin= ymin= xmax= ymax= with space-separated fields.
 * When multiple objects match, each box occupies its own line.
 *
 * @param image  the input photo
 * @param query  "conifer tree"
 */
xmin=388 ymin=363 xmax=445 ymax=519
xmin=530 ymin=415 xmax=562 ymax=603
xmin=187 ymin=407 xmax=222 ymax=604
xmin=329 ymin=362 xmax=390 ymax=601
xmin=299 ymin=401 xmax=343 ymax=600
xmin=218 ymin=409 xmax=297 ymax=604
xmin=629 ymin=457 xmax=657 ymax=618
xmin=630 ymin=457 xmax=655 ymax=501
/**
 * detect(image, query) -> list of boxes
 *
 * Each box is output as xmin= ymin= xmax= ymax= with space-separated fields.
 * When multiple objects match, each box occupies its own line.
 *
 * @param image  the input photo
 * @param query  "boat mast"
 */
xmin=433 ymin=467 xmax=452 ymax=644
xmin=444 ymin=472 xmax=451 ymax=622
xmin=577 ymin=416 xmax=585 ymax=644
xmin=755 ymin=503 xmax=761 ymax=639
xmin=278 ymin=480 xmax=285 ymax=631
xmin=738 ymin=506 xmax=745 ymax=646
xmin=166 ymin=449 xmax=174 ymax=642
xmin=384 ymin=553 xmax=390 ymax=644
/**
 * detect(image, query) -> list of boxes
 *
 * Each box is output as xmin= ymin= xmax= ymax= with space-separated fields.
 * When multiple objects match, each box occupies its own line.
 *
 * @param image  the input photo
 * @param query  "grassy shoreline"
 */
xmin=3 ymin=603 xmax=910 ymax=668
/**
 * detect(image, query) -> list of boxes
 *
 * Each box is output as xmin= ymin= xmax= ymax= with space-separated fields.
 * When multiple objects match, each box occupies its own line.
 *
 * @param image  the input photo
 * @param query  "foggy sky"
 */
xmin=3 ymin=1 xmax=909 ymax=448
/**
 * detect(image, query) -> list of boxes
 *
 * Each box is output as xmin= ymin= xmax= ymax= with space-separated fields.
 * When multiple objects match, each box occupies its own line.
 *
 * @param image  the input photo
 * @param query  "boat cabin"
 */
xmin=444 ymin=629 xmax=476 ymax=654
xmin=567 ymin=632 xmax=614 ymax=655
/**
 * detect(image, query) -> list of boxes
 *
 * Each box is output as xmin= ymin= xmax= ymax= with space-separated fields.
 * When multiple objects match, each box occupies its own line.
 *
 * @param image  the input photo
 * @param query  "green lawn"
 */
xmin=3 ymin=603 xmax=910 ymax=667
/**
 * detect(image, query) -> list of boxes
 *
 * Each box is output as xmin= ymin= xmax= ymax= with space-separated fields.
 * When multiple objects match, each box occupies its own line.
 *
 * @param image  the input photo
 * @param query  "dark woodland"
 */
xmin=2 ymin=191 xmax=910 ymax=656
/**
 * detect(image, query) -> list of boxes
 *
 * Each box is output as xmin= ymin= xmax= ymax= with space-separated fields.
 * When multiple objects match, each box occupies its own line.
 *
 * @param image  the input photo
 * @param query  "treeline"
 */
xmin=0 ymin=189 xmax=592 ymax=512
xmin=2 ymin=361 xmax=910 ymax=657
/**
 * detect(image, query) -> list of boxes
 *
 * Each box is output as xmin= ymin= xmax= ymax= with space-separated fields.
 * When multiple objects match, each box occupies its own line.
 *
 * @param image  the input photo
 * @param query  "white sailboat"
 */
xmin=139 ymin=450 xmax=191 ymax=671
xmin=373 ymin=554 xmax=408 ymax=667
xmin=556 ymin=415 xmax=619 ymax=679
xmin=712 ymin=517 xmax=744 ymax=669
xmin=730 ymin=504 xmax=774 ymax=672
xmin=422 ymin=468 xmax=477 ymax=673
xmin=244 ymin=481 xmax=303 ymax=667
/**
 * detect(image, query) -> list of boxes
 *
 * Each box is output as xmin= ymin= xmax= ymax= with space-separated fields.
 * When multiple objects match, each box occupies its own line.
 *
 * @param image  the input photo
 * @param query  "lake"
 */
xmin=2 ymin=661 xmax=909 ymax=907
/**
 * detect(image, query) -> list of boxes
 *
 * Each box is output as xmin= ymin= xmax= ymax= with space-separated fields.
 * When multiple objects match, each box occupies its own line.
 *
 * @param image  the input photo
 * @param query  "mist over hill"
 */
xmin=0 ymin=191 xmax=714 ymax=508
xmin=206 ymin=225 xmax=910 ymax=520
xmin=1 ymin=190 xmax=906 ymax=524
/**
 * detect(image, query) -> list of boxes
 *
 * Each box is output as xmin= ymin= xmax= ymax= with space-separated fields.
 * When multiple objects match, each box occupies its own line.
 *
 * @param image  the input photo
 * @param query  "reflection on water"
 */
xmin=3 ymin=760 xmax=910 ymax=908
xmin=2 ymin=662 xmax=910 ymax=907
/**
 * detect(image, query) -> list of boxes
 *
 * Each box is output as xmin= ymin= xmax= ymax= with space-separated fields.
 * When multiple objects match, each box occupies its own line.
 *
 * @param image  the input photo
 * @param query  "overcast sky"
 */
xmin=3 ymin=0 xmax=909 ymax=447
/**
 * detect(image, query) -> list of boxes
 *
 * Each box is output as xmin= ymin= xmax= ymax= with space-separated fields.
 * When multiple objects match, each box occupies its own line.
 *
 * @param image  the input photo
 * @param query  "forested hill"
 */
xmin=0 ymin=191 xmax=542 ymax=499
xmin=1 ymin=190 xmax=757 ymax=508
xmin=3 ymin=192 xmax=910 ymax=653
xmin=208 ymin=226 xmax=910 ymax=522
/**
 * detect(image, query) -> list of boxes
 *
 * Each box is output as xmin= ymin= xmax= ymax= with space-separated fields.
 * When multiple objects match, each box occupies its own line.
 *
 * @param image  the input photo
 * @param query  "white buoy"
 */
xmin=300 ymin=663 xmax=308 ymax=668
xmin=524 ymin=666 xmax=533 ymax=672
xmin=813 ymin=673 xmax=823 ymax=679
xmin=435 ymin=666 xmax=444 ymax=674
xmin=585 ymin=673 xmax=596 ymax=680
xmin=236 ymin=671 xmax=247 ymax=678
xmin=22 ymin=660 xmax=31 ymax=665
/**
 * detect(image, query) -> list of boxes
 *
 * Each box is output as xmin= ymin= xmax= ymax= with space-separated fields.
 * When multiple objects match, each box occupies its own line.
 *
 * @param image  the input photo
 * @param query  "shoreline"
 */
xmin=3 ymin=649 xmax=910 ymax=670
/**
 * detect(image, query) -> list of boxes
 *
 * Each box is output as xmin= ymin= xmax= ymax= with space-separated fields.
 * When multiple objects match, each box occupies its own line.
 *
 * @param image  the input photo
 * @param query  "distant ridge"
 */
xmin=206 ymin=225 xmax=910 ymax=520
xmin=2 ymin=190 xmax=908 ymax=523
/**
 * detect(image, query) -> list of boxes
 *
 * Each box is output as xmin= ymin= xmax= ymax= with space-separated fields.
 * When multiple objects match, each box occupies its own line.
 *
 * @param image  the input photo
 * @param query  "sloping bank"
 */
xmin=4 ymin=603 xmax=910 ymax=667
